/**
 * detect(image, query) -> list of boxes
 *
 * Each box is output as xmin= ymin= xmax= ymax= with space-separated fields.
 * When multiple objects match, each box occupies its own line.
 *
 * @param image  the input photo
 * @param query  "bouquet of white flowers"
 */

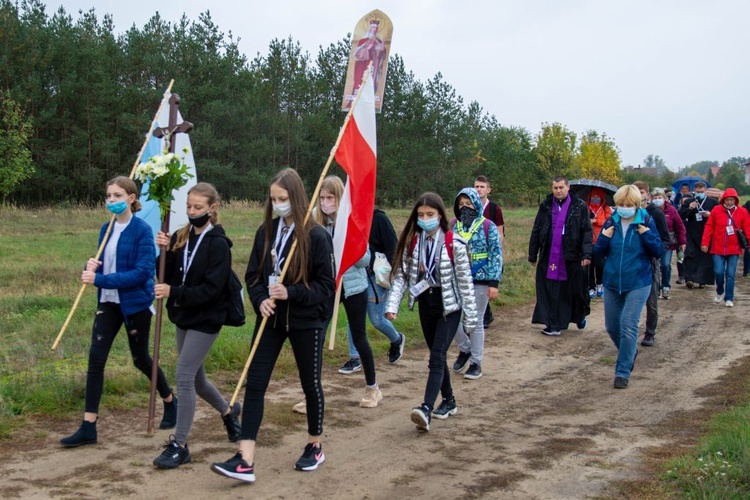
xmin=135 ymin=148 xmax=193 ymax=220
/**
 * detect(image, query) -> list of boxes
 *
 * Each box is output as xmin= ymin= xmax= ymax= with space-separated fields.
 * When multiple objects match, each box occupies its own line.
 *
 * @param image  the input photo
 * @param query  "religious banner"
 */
xmin=340 ymin=9 xmax=393 ymax=113
xmin=136 ymin=93 xmax=198 ymax=245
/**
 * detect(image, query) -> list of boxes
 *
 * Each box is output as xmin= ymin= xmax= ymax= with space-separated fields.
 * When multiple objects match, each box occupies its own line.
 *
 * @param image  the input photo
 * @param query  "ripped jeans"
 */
xmin=84 ymin=302 xmax=172 ymax=413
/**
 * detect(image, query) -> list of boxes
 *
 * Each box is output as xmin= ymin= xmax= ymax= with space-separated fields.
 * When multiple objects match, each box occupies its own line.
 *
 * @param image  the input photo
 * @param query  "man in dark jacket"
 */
xmin=529 ymin=176 xmax=592 ymax=336
xmin=679 ymin=181 xmax=718 ymax=287
xmin=634 ymin=181 xmax=670 ymax=347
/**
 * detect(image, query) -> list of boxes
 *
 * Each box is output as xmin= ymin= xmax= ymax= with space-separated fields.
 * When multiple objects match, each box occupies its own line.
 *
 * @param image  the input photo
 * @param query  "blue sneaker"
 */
xmin=596 ymin=285 xmax=603 ymax=297
xmin=577 ymin=318 xmax=587 ymax=330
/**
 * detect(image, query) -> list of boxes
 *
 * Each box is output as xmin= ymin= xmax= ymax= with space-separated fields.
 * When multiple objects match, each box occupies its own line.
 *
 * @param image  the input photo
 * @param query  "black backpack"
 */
xmin=224 ymin=269 xmax=246 ymax=327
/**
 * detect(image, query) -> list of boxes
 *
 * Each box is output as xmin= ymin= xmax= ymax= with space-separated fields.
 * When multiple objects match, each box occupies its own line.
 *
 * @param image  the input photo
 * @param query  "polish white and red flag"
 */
xmin=332 ymin=67 xmax=377 ymax=286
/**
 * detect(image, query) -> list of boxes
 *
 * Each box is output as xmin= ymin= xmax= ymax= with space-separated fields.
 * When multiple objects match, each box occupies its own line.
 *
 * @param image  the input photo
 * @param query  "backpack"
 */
xmin=223 ymin=269 xmax=246 ymax=327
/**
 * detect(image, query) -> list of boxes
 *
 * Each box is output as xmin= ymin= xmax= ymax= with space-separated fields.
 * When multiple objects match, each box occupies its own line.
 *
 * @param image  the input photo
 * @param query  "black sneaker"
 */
xmin=464 ymin=362 xmax=482 ymax=380
xmin=410 ymin=405 xmax=431 ymax=432
xmin=432 ymin=398 xmax=457 ymax=420
xmin=452 ymin=351 xmax=471 ymax=373
xmin=388 ymin=333 xmax=405 ymax=364
xmin=211 ymin=452 xmax=256 ymax=483
xmin=641 ymin=334 xmax=654 ymax=347
xmin=338 ymin=358 xmax=362 ymax=374
xmin=676 ymin=277 xmax=686 ymax=285
xmin=576 ymin=318 xmax=587 ymax=330
xmin=159 ymin=395 xmax=178 ymax=429
xmin=153 ymin=436 xmax=191 ymax=469
xmin=295 ymin=443 xmax=325 ymax=471
xmin=614 ymin=377 xmax=629 ymax=389
xmin=222 ymin=402 xmax=241 ymax=442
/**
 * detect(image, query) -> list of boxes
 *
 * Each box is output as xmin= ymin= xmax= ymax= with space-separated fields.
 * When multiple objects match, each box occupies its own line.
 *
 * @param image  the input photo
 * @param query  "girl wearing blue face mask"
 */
xmin=385 ymin=193 xmax=477 ymax=432
xmin=594 ymin=185 xmax=664 ymax=390
xmin=61 ymin=176 xmax=175 ymax=448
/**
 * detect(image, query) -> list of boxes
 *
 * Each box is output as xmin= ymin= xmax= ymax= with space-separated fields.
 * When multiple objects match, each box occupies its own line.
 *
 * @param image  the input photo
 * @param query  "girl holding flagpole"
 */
xmin=315 ymin=175 xmax=381 ymax=407
xmin=150 ymin=182 xmax=242 ymax=469
xmin=211 ymin=168 xmax=335 ymax=483
xmin=385 ymin=193 xmax=477 ymax=432
xmin=60 ymin=176 xmax=176 ymax=447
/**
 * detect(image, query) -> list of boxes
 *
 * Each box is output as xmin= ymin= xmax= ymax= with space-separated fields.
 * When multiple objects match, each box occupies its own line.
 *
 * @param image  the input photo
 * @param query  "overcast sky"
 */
xmin=48 ymin=0 xmax=749 ymax=169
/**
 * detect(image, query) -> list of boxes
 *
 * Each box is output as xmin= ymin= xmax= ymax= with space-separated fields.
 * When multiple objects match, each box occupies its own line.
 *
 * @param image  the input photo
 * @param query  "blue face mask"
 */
xmin=106 ymin=201 xmax=128 ymax=215
xmin=617 ymin=206 xmax=636 ymax=219
xmin=417 ymin=216 xmax=440 ymax=232
xmin=652 ymin=199 xmax=665 ymax=208
xmin=695 ymin=192 xmax=705 ymax=200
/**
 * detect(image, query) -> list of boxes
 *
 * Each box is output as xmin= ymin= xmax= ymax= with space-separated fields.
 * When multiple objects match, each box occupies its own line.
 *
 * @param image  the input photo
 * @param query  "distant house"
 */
xmin=709 ymin=165 xmax=721 ymax=179
xmin=623 ymin=165 xmax=658 ymax=177
xmin=745 ymin=161 xmax=750 ymax=184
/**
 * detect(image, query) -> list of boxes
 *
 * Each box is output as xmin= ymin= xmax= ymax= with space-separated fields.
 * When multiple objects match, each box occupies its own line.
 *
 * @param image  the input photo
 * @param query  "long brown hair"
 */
xmin=314 ymin=175 xmax=344 ymax=227
xmin=106 ymin=176 xmax=142 ymax=213
xmin=255 ymin=168 xmax=315 ymax=287
xmin=172 ymin=182 xmax=221 ymax=251
xmin=391 ymin=192 xmax=450 ymax=276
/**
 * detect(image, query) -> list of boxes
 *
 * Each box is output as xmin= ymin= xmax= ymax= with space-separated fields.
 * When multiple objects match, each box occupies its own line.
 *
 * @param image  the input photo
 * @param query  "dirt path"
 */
xmin=2 ymin=277 xmax=750 ymax=499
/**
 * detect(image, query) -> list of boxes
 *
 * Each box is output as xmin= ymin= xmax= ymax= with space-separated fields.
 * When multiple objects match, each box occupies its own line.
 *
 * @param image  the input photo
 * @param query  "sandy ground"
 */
xmin=2 ymin=274 xmax=750 ymax=499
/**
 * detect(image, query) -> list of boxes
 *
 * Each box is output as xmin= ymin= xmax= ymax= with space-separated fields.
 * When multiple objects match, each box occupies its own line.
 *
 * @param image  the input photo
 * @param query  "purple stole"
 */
xmin=547 ymin=195 xmax=571 ymax=281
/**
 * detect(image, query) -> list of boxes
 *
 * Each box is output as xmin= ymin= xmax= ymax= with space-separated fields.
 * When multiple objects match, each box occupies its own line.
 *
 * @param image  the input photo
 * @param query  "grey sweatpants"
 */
xmin=174 ymin=327 xmax=229 ymax=445
xmin=454 ymin=284 xmax=489 ymax=365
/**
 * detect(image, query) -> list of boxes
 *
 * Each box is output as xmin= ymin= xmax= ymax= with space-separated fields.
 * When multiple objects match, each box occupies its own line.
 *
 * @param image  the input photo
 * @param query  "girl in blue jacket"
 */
xmin=61 ymin=176 xmax=175 ymax=447
xmin=594 ymin=185 xmax=664 ymax=389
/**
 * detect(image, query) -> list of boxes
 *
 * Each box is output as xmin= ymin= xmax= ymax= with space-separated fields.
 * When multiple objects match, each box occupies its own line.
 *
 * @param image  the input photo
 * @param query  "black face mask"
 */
xmin=459 ymin=206 xmax=478 ymax=227
xmin=189 ymin=211 xmax=211 ymax=228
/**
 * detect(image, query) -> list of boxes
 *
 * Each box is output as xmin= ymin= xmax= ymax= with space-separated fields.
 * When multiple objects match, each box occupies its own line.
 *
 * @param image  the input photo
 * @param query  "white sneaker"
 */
xmin=714 ymin=294 xmax=723 ymax=303
xmin=360 ymin=386 xmax=383 ymax=408
xmin=292 ymin=400 xmax=306 ymax=414
xmin=662 ymin=287 xmax=670 ymax=299
xmin=725 ymin=300 xmax=734 ymax=307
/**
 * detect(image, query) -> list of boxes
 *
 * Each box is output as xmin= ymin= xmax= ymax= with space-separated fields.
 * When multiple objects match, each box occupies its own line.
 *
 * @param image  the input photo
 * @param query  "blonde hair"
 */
xmin=614 ymin=185 xmax=642 ymax=207
xmin=172 ymin=183 xmax=221 ymax=251
xmin=314 ymin=176 xmax=344 ymax=226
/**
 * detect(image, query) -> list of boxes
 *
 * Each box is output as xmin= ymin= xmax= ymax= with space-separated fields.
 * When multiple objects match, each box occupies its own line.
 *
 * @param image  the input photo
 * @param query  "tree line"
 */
xmin=0 ymin=2 xmax=745 ymax=206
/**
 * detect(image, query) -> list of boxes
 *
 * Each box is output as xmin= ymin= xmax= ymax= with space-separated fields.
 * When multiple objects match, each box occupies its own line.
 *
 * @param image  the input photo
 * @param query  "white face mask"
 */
xmin=273 ymin=201 xmax=292 ymax=218
xmin=320 ymin=200 xmax=337 ymax=215
xmin=652 ymin=199 xmax=665 ymax=207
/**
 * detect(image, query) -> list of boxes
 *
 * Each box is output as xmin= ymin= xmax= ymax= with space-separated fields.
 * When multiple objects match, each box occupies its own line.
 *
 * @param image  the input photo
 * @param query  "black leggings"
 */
xmin=342 ymin=290 xmax=376 ymax=386
xmin=241 ymin=326 xmax=325 ymax=440
xmin=417 ymin=289 xmax=461 ymax=411
xmin=588 ymin=253 xmax=605 ymax=289
xmin=85 ymin=302 xmax=172 ymax=413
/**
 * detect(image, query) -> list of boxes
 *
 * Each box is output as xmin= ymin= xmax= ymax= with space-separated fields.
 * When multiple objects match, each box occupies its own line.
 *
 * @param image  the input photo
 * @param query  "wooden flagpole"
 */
xmin=51 ymin=80 xmax=175 ymax=351
xmin=327 ymin=282 xmax=343 ymax=350
xmin=229 ymin=65 xmax=373 ymax=407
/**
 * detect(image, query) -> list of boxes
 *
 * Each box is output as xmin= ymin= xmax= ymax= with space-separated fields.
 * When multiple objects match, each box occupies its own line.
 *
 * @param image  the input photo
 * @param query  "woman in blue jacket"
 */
xmin=594 ymin=185 xmax=664 ymax=389
xmin=61 ymin=176 xmax=175 ymax=447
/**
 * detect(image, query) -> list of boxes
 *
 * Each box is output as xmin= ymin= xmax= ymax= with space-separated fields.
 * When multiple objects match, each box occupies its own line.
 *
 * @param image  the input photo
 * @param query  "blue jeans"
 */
xmin=348 ymin=280 xmax=401 ymax=358
xmin=603 ymin=284 xmax=651 ymax=379
xmin=659 ymin=249 xmax=673 ymax=289
xmin=712 ymin=254 xmax=739 ymax=301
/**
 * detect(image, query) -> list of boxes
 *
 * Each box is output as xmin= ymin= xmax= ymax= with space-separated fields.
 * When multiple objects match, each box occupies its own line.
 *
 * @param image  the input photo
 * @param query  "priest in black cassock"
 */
xmin=529 ymin=176 xmax=593 ymax=336
xmin=678 ymin=181 xmax=718 ymax=288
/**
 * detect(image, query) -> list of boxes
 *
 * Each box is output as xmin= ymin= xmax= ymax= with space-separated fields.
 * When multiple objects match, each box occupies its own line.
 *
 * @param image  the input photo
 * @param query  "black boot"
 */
xmin=60 ymin=419 xmax=97 ymax=447
xmin=160 ymin=395 xmax=178 ymax=429
xmin=222 ymin=402 xmax=241 ymax=442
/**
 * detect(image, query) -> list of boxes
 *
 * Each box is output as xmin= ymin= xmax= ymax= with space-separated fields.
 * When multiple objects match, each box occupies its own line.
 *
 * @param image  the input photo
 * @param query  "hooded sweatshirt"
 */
xmin=162 ymin=224 xmax=234 ymax=334
xmin=452 ymin=187 xmax=502 ymax=287
xmin=701 ymin=188 xmax=750 ymax=256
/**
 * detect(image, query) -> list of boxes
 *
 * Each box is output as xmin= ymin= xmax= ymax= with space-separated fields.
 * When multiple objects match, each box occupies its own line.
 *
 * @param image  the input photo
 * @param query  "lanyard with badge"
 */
xmin=411 ymin=229 xmax=440 ymax=297
xmin=182 ymin=224 xmax=213 ymax=285
xmin=270 ymin=221 xmax=294 ymax=286
xmin=726 ymin=208 xmax=736 ymax=236
xmin=695 ymin=197 xmax=707 ymax=221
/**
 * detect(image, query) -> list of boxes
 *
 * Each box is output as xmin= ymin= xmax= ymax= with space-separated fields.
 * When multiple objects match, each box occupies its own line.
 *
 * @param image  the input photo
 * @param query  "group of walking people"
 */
xmin=529 ymin=176 xmax=748 ymax=390
xmin=60 ymin=169 xmax=505 ymax=484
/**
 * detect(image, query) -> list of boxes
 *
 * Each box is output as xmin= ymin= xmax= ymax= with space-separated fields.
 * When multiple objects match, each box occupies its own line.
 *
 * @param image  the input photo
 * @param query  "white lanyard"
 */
xmin=272 ymin=221 xmax=295 ymax=276
xmin=182 ymin=224 xmax=212 ymax=284
xmin=421 ymin=229 xmax=440 ymax=283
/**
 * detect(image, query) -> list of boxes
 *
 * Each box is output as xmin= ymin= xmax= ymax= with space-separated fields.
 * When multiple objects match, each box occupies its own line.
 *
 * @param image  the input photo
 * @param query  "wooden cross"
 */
xmin=153 ymin=93 xmax=193 ymax=153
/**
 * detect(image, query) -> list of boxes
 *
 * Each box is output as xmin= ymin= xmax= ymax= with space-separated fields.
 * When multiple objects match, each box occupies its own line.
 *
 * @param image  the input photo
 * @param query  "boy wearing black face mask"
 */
xmin=446 ymin=188 xmax=502 ymax=388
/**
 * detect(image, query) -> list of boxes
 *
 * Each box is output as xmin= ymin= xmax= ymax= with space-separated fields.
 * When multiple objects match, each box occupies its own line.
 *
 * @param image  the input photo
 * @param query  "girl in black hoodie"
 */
xmin=151 ymin=182 xmax=242 ymax=469
xmin=211 ymin=168 xmax=335 ymax=483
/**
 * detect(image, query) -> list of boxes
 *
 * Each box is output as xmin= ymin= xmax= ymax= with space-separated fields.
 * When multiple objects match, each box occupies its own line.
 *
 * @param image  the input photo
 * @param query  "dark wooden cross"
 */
xmin=153 ymin=93 xmax=194 ymax=153
xmin=147 ymin=92 xmax=194 ymax=435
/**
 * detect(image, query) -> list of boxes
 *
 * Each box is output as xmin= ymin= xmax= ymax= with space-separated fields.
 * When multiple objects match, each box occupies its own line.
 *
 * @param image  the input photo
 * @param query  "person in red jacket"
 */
xmin=701 ymin=188 xmax=750 ymax=307
xmin=586 ymin=187 xmax=612 ymax=298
